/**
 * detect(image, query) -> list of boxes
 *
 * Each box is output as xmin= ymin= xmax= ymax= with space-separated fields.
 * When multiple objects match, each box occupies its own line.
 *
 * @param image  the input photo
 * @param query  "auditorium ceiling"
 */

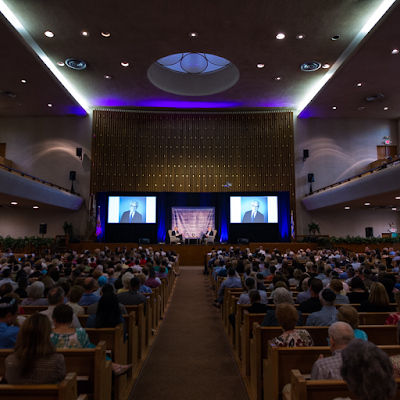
xmin=0 ymin=0 xmax=399 ymax=119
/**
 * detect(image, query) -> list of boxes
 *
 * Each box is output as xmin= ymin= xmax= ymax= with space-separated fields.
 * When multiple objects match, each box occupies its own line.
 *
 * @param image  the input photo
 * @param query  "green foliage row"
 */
xmin=0 ymin=235 xmax=54 ymax=252
xmin=330 ymin=235 xmax=400 ymax=245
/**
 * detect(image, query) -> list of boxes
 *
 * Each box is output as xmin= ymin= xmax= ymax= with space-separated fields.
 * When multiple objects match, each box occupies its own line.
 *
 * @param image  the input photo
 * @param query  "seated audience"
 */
xmin=247 ymin=289 xmax=268 ymax=314
xmin=237 ymin=277 xmax=268 ymax=305
xmin=306 ymin=289 xmax=338 ymax=326
xmin=337 ymin=305 xmax=368 ymax=341
xmin=78 ymin=278 xmax=100 ymax=306
xmin=145 ymin=269 xmax=161 ymax=288
xmin=66 ymin=285 xmax=85 ymax=315
xmin=339 ymin=340 xmax=396 ymax=400
xmin=346 ymin=276 xmax=369 ymax=304
xmin=329 ymin=279 xmax=350 ymax=304
xmin=295 ymin=277 xmax=311 ymax=304
xmin=271 ymin=303 xmax=313 ymax=347
xmin=21 ymin=281 xmax=49 ymax=306
xmin=118 ymin=272 xmax=134 ymax=293
xmin=5 ymin=314 xmax=65 ymax=384
xmin=311 ymin=321 xmax=354 ymax=379
xmin=214 ymin=267 xmax=242 ymax=309
xmin=87 ymin=283 xmax=127 ymax=315
xmin=299 ymin=278 xmax=323 ymax=313
xmin=14 ymin=277 xmax=28 ymax=299
xmin=385 ymin=291 xmax=400 ymax=325
xmin=0 ymin=297 xmax=20 ymax=349
xmin=117 ymin=276 xmax=147 ymax=315
xmin=359 ymin=282 xmax=390 ymax=312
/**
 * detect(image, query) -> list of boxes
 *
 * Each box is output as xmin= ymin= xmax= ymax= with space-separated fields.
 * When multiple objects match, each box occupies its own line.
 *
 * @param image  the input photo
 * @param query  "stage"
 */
xmin=66 ymin=243 xmax=318 ymax=266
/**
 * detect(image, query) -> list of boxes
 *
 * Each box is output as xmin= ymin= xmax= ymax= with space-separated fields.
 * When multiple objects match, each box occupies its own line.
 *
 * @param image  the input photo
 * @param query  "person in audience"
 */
xmin=337 ymin=305 xmax=368 ymax=341
xmin=66 ymin=285 xmax=85 ymax=315
xmin=361 ymin=268 xmax=374 ymax=290
xmin=214 ymin=267 xmax=242 ymax=309
xmin=329 ymin=279 xmax=350 ymax=304
xmin=5 ymin=314 xmax=65 ymax=384
xmin=117 ymin=276 xmax=147 ymax=315
xmin=359 ymin=282 xmax=390 ymax=312
xmin=14 ymin=277 xmax=28 ymax=299
xmin=311 ymin=321 xmax=355 ymax=379
xmin=261 ymin=287 xmax=303 ymax=327
xmin=288 ymin=269 xmax=302 ymax=285
xmin=93 ymin=276 xmax=107 ymax=296
xmin=380 ymin=277 xmax=396 ymax=303
xmin=21 ymin=281 xmax=49 ymax=306
xmin=88 ymin=284 xmax=127 ymax=314
xmin=0 ymin=297 xmax=20 ymax=348
xmin=385 ymin=291 xmax=400 ymax=325
xmin=340 ymin=340 xmax=396 ymax=400
xmin=118 ymin=272 xmax=134 ymax=293
xmin=51 ymin=304 xmax=131 ymax=376
xmin=295 ymin=277 xmax=311 ymax=304
xmin=346 ymin=276 xmax=369 ymax=304
xmin=137 ymin=273 xmax=152 ymax=294
xmin=145 ymin=269 xmax=161 ymax=288
xmin=299 ymin=278 xmax=323 ymax=313
xmin=78 ymin=278 xmax=100 ymax=306
xmin=271 ymin=303 xmax=313 ymax=347
xmin=237 ymin=277 xmax=268 ymax=305
xmin=0 ymin=268 xmax=17 ymax=290
xmin=39 ymin=286 xmax=81 ymax=328
xmin=306 ymin=289 xmax=338 ymax=326
xmin=247 ymin=289 xmax=268 ymax=314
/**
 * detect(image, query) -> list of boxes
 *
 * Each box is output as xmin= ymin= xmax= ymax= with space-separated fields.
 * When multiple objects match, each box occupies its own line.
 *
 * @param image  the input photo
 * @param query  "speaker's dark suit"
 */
xmin=242 ymin=210 xmax=265 ymax=223
xmin=120 ymin=211 xmax=143 ymax=223
xmin=171 ymin=230 xmax=183 ymax=241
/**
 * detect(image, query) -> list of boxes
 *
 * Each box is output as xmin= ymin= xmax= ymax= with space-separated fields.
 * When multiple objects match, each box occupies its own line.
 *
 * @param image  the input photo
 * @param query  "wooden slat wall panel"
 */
xmin=91 ymin=109 xmax=296 ymax=217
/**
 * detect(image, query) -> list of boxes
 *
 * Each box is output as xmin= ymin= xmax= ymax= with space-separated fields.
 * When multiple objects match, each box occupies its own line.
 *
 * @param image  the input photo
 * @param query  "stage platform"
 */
xmin=66 ymin=243 xmax=317 ymax=266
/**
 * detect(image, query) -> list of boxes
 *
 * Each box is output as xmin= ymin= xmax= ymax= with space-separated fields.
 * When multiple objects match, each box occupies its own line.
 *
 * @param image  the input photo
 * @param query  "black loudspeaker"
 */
xmin=139 ymin=238 xmax=150 ymax=244
xmin=366 ymin=227 xmax=373 ymax=237
xmin=237 ymin=238 xmax=249 ymax=244
xmin=69 ymin=171 xmax=76 ymax=181
xmin=303 ymin=149 xmax=309 ymax=160
xmin=39 ymin=223 xmax=47 ymax=234
xmin=76 ymin=148 xmax=82 ymax=158
xmin=308 ymin=173 xmax=314 ymax=183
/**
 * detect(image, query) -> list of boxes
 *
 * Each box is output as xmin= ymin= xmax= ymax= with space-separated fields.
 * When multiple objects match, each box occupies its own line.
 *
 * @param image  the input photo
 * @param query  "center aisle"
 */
xmin=130 ymin=266 xmax=249 ymax=400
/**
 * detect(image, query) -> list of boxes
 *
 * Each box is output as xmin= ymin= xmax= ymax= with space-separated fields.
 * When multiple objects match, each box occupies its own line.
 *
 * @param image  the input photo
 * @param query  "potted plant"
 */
xmin=308 ymin=220 xmax=320 ymax=235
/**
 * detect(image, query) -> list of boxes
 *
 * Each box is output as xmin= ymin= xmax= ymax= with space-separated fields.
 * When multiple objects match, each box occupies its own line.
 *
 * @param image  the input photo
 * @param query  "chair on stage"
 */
xmin=204 ymin=230 xmax=217 ymax=244
xmin=168 ymin=230 xmax=181 ymax=244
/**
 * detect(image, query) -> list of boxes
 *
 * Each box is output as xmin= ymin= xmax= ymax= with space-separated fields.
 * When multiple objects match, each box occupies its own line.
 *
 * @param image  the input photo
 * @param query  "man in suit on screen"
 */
xmin=242 ymin=200 xmax=265 ymax=223
xmin=120 ymin=201 xmax=143 ymax=223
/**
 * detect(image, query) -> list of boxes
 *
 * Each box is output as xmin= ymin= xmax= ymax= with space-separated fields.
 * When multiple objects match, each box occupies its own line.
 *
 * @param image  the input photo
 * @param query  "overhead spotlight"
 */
xmin=331 ymin=35 xmax=340 ymax=40
xmin=276 ymin=33 xmax=285 ymax=39
xmin=21 ymin=79 xmax=26 ymax=83
xmin=257 ymin=63 xmax=265 ymax=68
xmin=345 ymin=206 xmax=350 ymax=210
xmin=121 ymin=62 xmax=129 ymax=67
xmin=384 ymin=107 xmax=389 ymax=110
xmin=80 ymin=31 xmax=90 ymax=36
xmin=357 ymin=83 xmax=362 ymax=87
xmin=104 ymin=75 xmax=112 ymax=79
xmin=365 ymin=202 xmax=370 ymax=206
xmin=44 ymin=31 xmax=54 ymax=38
xmin=296 ymin=34 xmax=305 ymax=39
xmin=101 ymin=31 xmax=111 ymax=37
xmin=189 ymin=32 xmax=198 ymax=38
xmin=33 ymin=205 xmax=39 ymax=209
xmin=322 ymin=64 xmax=330 ymax=68
xmin=275 ymin=76 xmax=282 ymax=81
xmin=11 ymin=202 xmax=18 ymax=205
xmin=332 ymin=106 xmax=337 ymax=110
xmin=396 ymin=196 xmax=400 ymax=200
xmin=393 ymin=207 xmax=397 ymax=211
xmin=392 ymin=49 xmax=399 ymax=54
xmin=47 ymin=103 xmax=53 ymax=107
xmin=57 ymin=61 xmax=65 ymax=66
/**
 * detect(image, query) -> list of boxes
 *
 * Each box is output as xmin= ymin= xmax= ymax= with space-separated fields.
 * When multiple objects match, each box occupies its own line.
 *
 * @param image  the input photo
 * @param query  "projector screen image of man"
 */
xmin=120 ymin=201 xmax=143 ymax=223
xmin=242 ymin=200 xmax=264 ymax=223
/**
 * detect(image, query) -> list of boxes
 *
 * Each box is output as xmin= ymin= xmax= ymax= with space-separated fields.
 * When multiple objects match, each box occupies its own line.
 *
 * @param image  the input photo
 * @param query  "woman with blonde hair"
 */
xmin=359 ymin=282 xmax=390 ymax=312
xmin=5 ymin=313 xmax=65 ymax=384
xmin=337 ymin=305 xmax=368 ymax=341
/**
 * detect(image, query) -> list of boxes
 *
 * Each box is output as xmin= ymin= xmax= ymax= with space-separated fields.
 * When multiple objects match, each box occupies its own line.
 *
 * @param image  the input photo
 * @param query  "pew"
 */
xmin=287 ymin=370 xmax=400 ymax=400
xmin=0 ymin=372 xmax=87 ymax=400
xmin=124 ymin=304 xmax=146 ymax=360
xmin=0 ymin=342 xmax=111 ymax=400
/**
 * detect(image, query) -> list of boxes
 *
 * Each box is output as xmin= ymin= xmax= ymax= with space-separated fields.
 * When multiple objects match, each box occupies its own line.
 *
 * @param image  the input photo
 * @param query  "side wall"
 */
xmin=0 ymin=114 xmax=92 ymax=238
xmin=294 ymin=114 xmax=400 ymax=237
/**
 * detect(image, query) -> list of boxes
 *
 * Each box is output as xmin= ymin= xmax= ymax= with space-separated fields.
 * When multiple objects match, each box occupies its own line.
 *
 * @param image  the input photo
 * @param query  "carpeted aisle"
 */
xmin=130 ymin=266 xmax=249 ymax=400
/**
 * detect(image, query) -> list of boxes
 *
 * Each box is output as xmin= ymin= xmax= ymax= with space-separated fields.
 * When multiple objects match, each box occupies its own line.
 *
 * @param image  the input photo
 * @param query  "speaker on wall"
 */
xmin=39 ymin=223 xmax=47 ymax=235
xmin=308 ymin=173 xmax=314 ymax=183
xmin=303 ymin=149 xmax=309 ymax=161
xmin=366 ymin=227 xmax=373 ymax=237
xmin=76 ymin=148 xmax=82 ymax=160
xmin=69 ymin=171 xmax=76 ymax=181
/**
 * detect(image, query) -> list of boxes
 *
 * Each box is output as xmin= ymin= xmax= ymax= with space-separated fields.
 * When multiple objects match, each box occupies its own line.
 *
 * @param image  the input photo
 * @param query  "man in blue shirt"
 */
xmin=306 ymin=289 xmax=338 ymax=326
xmin=0 ymin=297 xmax=20 ymax=349
xmin=78 ymin=278 xmax=100 ymax=306
xmin=213 ymin=267 xmax=242 ymax=308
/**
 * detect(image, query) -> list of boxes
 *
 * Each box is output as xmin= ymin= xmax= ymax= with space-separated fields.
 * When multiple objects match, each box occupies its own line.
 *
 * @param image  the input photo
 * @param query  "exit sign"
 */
xmin=385 ymin=140 xmax=391 ymax=144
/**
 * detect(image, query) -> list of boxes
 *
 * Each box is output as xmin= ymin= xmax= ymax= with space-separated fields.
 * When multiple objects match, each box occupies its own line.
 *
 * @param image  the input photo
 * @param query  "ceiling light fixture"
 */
xmin=44 ymin=31 xmax=54 ymax=38
xmin=57 ymin=61 xmax=65 ymax=66
xmin=257 ymin=63 xmax=265 ymax=68
xmin=21 ymin=79 xmax=26 ymax=83
xmin=276 ymin=33 xmax=285 ymax=39
xmin=331 ymin=35 xmax=340 ymax=40
xmin=101 ymin=31 xmax=111 ymax=37
xmin=80 ymin=31 xmax=89 ymax=36
xmin=393 ymin=207 xmax=397 ymax=211
xmin=189 ymin=32 xmax=198 ymax=38
xmin=345 ymin=206 xmax=350 ymax=210
xmin=322 ymin=64 xmax=330 ymax=68
xmin=392 ymin=49 xmax=399 ymax=54
xmin=47 ymin=103 xmax=52 ymax=107
xmin=332 ymin=106 xmax=337 ymax=110
xmin=365 ymin=202 xmax=370 ymax=206
xmin=357 ymin=83 xmax=362 ymax=86
xmin=33 ymin=205 xmax=39 ymax=209
xmin=121 ymin=62 xmax=129 ymax=67
xmin=275 ymin=76 xmax=282 ymax=81
xmin=11 ymin=202 xmax=17 ymax=205
xmin=104 ymin=75 xmax=112 ymax=79
xmin=384 ymin=107 xmax=389 ymax=110
xmin=296 ymin=34 xmax=305 ymax=39
xmin=396 ymin=196 xmax=400 ymax=200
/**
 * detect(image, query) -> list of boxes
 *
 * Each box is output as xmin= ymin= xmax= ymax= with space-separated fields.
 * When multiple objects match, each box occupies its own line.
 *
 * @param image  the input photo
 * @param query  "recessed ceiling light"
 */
xmin=276 ymin=33 xmax=285 ymax=39
xmin=384 ymin=107 xmax=389 ymax=110
xmin=296 ymin=34 xmax=305 ymax=39
xmin=80 ymin=31 xmax=90 ymax=37
xmin=57 ymin=61 xmax=65 ymax=66
xmin=21 ymin=79 xmax=26 ymax=83
xmin=101 ymin=31 xmax=111 ymax=37
xmin=393 ymin=207 xmax=397 ymax=211
xmin=47 ymin=103 xmax=52 ymax=107
xmin=44 ymin=31 xmax=54 ymax=38
xmin=33 ymin=205 xmax=39 ymax=209
xmin=392 ymin=49 xmax=399 ymax=54
xmin=345 ymin=206 xmax=350 ymax=209
xmin=257 ymin=63 xmax=265 ymax=68
xmin=331 ymin=35 xmax=340 ymax=40
xmin=332 ymin=106 xmax=337 ymax=110
xmin=396 ymin=196 xmax=400 ymax=200
xmin=365 ymin=202 xmax=370 ymax=206
xmin=357 ymin=83 xmax=362 ymax=87
xmin=11 ymin=202 xmax=18 ymax=205
xmin=322 ymin=64 xmax=330 ymax=68
xmin=104 ymin=75 xmax=112 ymax=79
xmin=275 ymin=76 xmax=282 ymax=81
xmin=358 ymin=107 xmax=364 ymax=110
xmin=121 ymin=62 xmax=129 ymax=67
xmin=189 ymin=32 xmax=198 ymax=38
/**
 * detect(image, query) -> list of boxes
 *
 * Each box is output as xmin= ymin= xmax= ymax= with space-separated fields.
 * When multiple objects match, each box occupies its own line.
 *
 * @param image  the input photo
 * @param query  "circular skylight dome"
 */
xmin=157 ymin=53 xmax=231 ymax=74
xmin=149 ymin=52 xmax=239 ymax=96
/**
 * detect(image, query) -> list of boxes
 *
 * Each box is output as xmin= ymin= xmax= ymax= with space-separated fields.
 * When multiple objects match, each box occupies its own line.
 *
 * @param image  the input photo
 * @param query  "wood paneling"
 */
xmin=91 ymin=109 xmax=295 ymax=211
